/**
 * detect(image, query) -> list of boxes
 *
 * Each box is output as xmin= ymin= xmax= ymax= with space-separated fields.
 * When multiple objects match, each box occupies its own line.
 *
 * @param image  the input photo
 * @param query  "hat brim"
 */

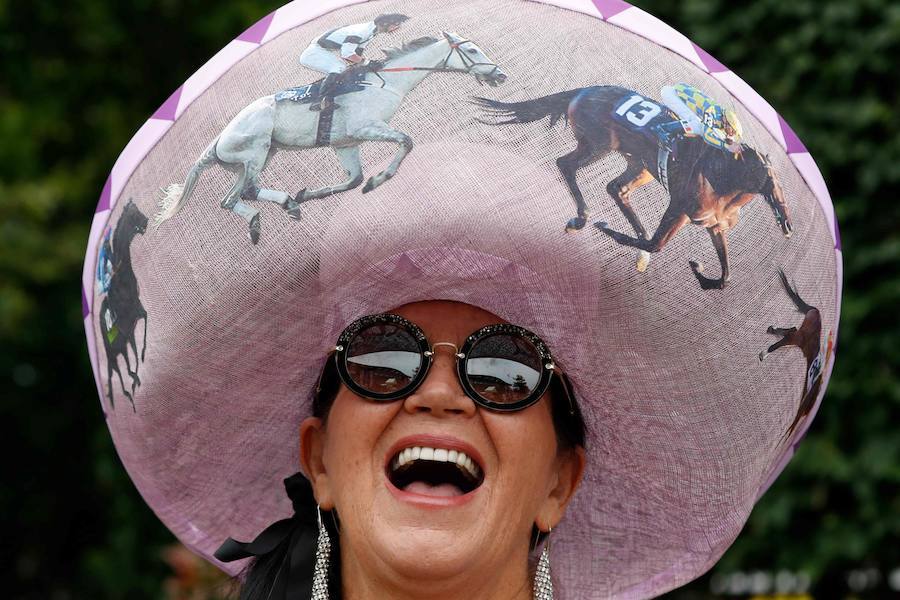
xmin=83 ymin=0 xmax=841 ymax=597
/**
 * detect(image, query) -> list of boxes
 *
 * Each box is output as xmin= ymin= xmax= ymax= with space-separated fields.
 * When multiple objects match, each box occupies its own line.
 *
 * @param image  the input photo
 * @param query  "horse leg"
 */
xmin=767 ymin=326 xmax=797 ymax=336
xmin=689 ymin=228 xmax=730 ymax=290
xmin=106 ymin=355 xmax=116 ymax=409
xmin=596 ymin=201 xmax=689 ymax=254
xmin=122 ymin=345 xmax=141 ymax=395
xmin=112 ymin=355 xmax=134 ymax=411
xmin=128 ymin=333 xmax=140 ymax=384
xmin=556 ymin=140 xmax=599 ymax=231
xmin=249 ymin=186 xmax=293 ymax=207
xmin=288 ymin=147 xmax=363 ymax=219
xmin=346 ymin=122 xmax=412 ymax=193
xmin=606 ymin=161 xmax=654 ymax=271
xmin=242 ymin=156 xmax=293 ymax=210
xmin=139 ymin=306 xmax=148 ymax=362
xmin=220 ymin=164 xmax=261 ymax=244
xmin=759 ymin=335 xmax=795 ymax=361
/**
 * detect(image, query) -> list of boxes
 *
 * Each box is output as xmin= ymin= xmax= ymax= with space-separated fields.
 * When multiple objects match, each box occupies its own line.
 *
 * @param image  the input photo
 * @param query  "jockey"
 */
xmin=653 ymin=83 xmax=743 ymax=155
xmin=97 ymin=228 xmax=114 ymax=293
xmin=298 ymin=13 xmax=410 ymax=111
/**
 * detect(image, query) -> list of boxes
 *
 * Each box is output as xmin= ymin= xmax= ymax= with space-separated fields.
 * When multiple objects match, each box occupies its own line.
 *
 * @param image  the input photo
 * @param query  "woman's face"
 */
xmin=301 ymin=300 xmax=584 ymax=593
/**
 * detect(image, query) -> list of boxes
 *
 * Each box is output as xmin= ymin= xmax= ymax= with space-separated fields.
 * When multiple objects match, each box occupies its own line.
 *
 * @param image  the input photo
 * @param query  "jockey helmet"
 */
xmin=724 ymin=108 xmax=744 ymax=143
xmin=375 ymin=13 xmax=410 ymax=31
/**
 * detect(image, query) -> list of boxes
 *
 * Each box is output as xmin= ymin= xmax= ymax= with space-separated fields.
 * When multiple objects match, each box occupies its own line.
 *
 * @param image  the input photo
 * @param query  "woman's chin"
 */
xmin=365 ymin=482 xmax=493 ymax=577
xmin=371 ymin=524 xmax=486 ymax=581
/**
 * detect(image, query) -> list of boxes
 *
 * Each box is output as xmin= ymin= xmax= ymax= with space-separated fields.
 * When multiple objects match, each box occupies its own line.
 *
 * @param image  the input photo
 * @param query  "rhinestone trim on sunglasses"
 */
xmin=332 ymin=313 xmax=564 ymax=412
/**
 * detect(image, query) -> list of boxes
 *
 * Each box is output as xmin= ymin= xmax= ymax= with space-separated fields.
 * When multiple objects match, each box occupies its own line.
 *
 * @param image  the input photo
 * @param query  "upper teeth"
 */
xmin=392 ymin=446 xmax=481 ymax=480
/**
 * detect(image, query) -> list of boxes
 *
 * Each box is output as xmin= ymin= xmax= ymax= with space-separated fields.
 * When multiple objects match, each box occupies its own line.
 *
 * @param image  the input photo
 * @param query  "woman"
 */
xmin=227 ymin=300 xmax=586 ymax=599
xmin=83 ymin=0 xmax=841 ymax=598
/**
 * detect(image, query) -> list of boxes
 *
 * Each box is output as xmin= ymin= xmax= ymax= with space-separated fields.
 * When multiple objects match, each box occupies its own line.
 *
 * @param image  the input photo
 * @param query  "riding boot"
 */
xmin=310 ymin=72 xmax=340 ymax=112
xmin=652 ymin=120 xmax=686 ymax=154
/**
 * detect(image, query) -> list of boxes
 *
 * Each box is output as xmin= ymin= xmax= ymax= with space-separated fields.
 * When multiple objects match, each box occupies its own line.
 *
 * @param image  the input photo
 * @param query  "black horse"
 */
xmin=98 ymin=200 xmax=148 ymax=410
xmin=475 ymin=86 xmax=793 ymax=289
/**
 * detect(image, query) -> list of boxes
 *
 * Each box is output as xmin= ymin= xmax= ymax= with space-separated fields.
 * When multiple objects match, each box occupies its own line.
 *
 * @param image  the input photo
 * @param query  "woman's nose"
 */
xmin=403 ymin=351 xmax=476 ymax=417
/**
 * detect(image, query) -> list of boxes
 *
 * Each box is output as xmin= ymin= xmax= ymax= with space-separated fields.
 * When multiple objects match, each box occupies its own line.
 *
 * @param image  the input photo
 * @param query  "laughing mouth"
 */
xmin=388 ymin=446 xmax=485 ymax=497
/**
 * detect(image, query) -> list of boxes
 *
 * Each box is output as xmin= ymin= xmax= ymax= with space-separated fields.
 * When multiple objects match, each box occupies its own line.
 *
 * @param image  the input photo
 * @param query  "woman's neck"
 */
xmin=339 ymin=544 xmax=535 ymax=600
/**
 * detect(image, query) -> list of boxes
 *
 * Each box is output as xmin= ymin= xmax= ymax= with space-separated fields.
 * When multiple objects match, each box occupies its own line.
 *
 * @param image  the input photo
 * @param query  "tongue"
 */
xmin=404 ymin=481 xmax=464 ymax=497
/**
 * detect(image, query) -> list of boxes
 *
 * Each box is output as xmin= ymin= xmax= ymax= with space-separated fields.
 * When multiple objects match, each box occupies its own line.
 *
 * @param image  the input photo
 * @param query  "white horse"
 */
xmin=154 ymin=32 xmax=507 ymax=243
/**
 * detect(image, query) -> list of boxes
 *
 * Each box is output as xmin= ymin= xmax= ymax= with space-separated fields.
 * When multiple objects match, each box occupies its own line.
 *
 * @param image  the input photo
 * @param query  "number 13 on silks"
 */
xmin=615 ymin=94 xmax=662 ymax=127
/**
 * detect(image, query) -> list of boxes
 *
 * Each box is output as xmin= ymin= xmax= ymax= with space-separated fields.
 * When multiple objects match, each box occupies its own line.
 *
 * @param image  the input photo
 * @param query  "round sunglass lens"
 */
xmin=346 ymin=323 xmax=422 ymax=396
xmin=465 ymin=333 xmax=543 ymax=405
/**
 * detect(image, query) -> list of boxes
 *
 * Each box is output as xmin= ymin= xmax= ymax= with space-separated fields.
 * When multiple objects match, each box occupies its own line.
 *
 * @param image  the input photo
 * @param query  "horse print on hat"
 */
xmin=475 ymin=84 xmax=793 ymax=290
xmin=152 ymin=15 xmax=507 ymax=245
xmin=760 ymin=269 xmax=834 ymax=438
xmin=96 ymin=199 xmax=148 ymax=411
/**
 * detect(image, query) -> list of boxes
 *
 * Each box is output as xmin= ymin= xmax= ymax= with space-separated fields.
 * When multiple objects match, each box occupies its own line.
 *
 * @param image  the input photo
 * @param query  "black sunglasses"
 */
xmin=329 ymin=313 xmax=575 ymax=412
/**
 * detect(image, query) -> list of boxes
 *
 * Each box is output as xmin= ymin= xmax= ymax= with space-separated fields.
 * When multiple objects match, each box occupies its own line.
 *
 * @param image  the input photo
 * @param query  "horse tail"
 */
xmin=152 ymin=138 xmax=219 ymax=228
xmin=778 ymin=268 xmax=814 ymax=314
xmin=472 ymin=89 xmax=585 ymax=128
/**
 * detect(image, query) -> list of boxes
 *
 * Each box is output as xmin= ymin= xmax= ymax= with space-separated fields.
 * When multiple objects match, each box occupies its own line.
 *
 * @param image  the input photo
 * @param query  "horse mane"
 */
xmin=739 ymin=146 xmax=771 ymax=189
xmin=382 ymin=36 xmax=440 ymax=60
xmin=698 ymin=142 xmax=770 ymax=194
xmin=114 ymin=201 xmax=145 ymax=256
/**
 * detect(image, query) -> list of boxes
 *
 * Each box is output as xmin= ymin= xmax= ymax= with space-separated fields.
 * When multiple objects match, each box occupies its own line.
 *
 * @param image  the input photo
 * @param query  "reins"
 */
xmin=376 ymin=39 xmax=501 ymax=80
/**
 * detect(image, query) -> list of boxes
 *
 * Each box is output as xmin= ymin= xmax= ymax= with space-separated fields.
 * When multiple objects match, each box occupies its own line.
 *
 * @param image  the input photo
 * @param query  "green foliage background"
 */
xmin=1 ymin=0 xmax=897 ymax=598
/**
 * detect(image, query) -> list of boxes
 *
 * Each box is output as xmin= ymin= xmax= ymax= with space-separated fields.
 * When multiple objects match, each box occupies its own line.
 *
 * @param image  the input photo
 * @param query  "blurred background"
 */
xmin=1 ymin=0 xmax=897 ymax=598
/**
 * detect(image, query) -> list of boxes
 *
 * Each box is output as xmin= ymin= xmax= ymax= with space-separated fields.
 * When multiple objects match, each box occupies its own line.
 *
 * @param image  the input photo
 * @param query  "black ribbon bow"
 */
xmin=215 ymin=473 xmax=322 ymax=599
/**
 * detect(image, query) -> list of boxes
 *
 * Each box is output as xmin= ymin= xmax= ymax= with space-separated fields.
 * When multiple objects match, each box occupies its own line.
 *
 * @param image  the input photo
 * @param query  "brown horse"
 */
xmin=475 ymin=86 xmax=793 ymax=289
xmin=759 ymin=269 xmax=831 ymax=437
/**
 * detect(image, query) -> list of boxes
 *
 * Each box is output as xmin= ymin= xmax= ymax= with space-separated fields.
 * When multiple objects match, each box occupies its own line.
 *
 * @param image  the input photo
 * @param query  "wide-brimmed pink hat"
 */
xmin=82 ymin=0 xmax=841 ymax=597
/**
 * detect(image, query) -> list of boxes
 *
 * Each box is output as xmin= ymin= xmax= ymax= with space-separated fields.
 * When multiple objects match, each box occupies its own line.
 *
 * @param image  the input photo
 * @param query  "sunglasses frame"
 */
xmin=333 ymin=313 xmax=572 ymax=412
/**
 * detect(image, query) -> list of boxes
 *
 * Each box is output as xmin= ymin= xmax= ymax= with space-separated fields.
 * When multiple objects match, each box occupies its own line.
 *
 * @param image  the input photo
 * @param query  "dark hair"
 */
xmin=238 ymin=355 xmax=586 ymax=599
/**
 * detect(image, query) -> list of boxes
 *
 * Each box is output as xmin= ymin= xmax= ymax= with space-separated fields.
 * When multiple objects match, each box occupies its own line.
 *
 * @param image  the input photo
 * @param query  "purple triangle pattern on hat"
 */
xmin=152 ymin=85 xmax=183 ymax=122
xmin=691 ymin=42 xmax=728 ymax=74
xmin=96 ymin=175 xmax=111 ymax=214
xmin=592 ymin=0 xmax=630 ymax=20
xmin=779 ymin=114 xmax=808 ymax=154
xmin=82 ymin=285 xmax=90 ymax=319
xmin=236 ymin=11 xmax=275 ymax=44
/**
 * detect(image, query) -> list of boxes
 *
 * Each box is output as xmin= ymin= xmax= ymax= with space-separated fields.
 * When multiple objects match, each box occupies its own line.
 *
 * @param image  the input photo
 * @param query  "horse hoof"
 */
xmin=636 ymin=250 xmax=651 ymax=273
xmin=249 ymin=214 xmax=261 ymax=245
xmin=689 ymin=261 xmax=725 ymax=290
xmin=594 ymin=221 xmax=609 ymax=233
xmin=565 ymin=216 xmax=586 ymax=231
xmin=758 ymin=350 xmax=767 ymax=362
xmin=362 ymin=178 xmax=376 ymax=194
xmin=287 ymin=207 xmax=302 ymax=220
